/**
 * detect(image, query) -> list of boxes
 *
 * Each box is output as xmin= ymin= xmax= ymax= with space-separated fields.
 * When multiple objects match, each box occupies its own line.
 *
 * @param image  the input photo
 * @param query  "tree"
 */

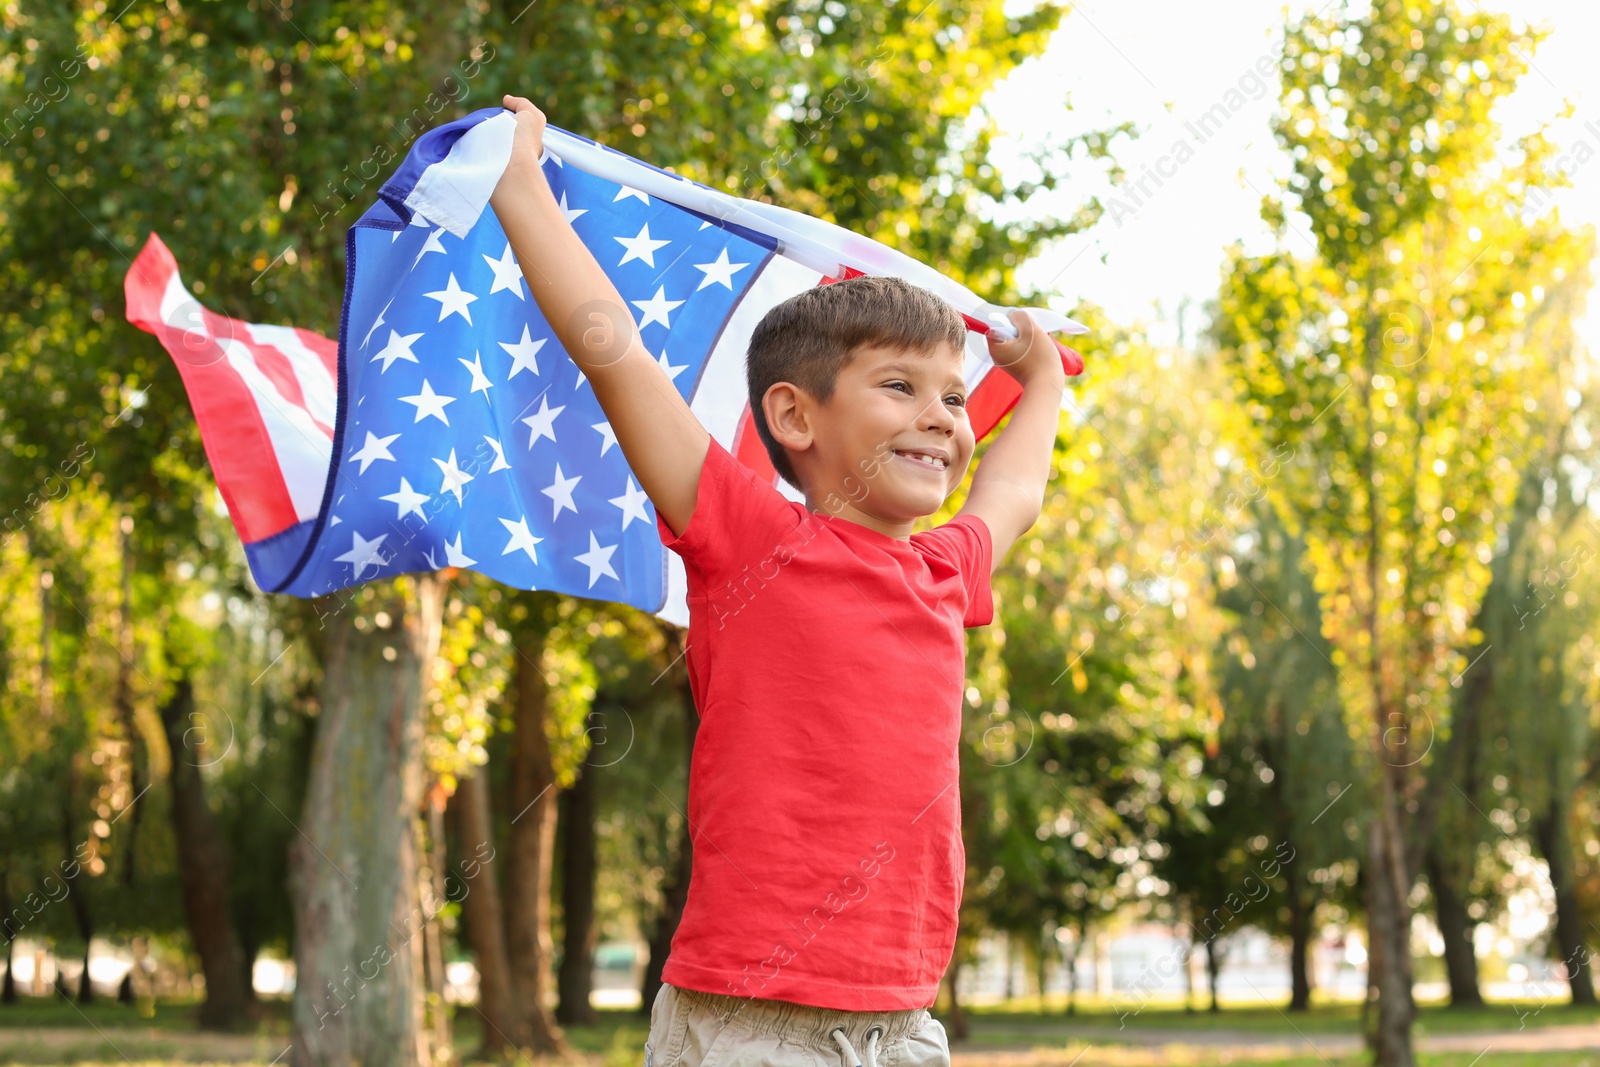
xmin=1214 ymin=3 xmax=1594 ymax=1061
xmin=1212 ymin=505 xmax=1363 ymax=1011
xmin=1470 ymin=361 xmax=1600 ymax=1007
xmin=288 ymin=575 xmax=445 ymax=1067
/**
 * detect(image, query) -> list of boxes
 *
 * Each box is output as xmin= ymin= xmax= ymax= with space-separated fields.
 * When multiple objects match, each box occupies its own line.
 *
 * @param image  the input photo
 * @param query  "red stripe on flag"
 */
xmin=125 ymin=233 xmax=306 ymax=544
xmin=966 ymin=369 xmax=1024 ymax=441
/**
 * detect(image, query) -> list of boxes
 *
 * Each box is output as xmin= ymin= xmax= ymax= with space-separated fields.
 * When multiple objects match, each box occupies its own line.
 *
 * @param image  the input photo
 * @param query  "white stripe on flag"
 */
xmin=157 ymin=270 xmax=206 ymax=335
xmin=247 ymin=322 xmax=339 ymax=431
xmin=218 ymin=336 xmax=334 ymax=523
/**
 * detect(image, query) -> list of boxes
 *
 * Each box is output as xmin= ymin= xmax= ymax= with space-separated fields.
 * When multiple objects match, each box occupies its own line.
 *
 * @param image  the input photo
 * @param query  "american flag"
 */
xmin=126 ymin=108 xmax=1084 ymax=625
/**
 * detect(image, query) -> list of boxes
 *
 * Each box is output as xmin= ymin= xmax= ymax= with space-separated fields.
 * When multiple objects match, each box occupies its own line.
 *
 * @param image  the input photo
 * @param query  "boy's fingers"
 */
xmin=987 ymin=311 xmax=1044 ymax=368
xmin=502 ymin=95 xmax=545 ymax=121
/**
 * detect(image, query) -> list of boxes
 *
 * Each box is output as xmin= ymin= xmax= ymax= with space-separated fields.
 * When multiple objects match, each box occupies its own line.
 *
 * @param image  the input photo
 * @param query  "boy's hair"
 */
xmin=746 ymin=275 xmax=966 ymax=489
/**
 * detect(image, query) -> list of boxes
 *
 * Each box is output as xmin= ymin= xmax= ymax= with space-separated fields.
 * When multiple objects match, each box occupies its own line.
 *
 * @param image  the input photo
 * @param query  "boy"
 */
xmin=491 ymin=96 xmax=1066 ymax=1067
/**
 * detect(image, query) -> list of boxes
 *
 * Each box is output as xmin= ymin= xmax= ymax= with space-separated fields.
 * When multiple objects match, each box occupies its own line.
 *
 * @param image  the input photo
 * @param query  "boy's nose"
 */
xmin=919 ymin=401 xmax=955 ymax=432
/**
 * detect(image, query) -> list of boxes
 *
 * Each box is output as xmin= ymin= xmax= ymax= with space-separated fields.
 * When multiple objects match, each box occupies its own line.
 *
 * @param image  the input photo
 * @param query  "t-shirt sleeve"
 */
xmin=916 ymin=513 xmax=995 ymax=628
xmin=656 ymin=436 xmax=804 ymax=592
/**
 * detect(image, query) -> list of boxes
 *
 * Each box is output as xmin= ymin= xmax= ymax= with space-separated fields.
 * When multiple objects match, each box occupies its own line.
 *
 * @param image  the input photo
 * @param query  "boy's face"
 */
xmin=808 ymin=340 xmax=975 ymax=525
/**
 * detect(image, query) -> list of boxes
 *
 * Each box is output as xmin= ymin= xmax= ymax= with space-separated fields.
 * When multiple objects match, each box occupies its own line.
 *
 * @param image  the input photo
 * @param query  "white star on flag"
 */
xmin=483 ymin=435 xmax=511 ymax=472
xmin=400 ymin=379 xmax=456 ymax=425
xmin=615 ymin=222 xmax=670 ymax=268
xmin=656 ymin=350 xmax=688 ymax=383
xmin=558 ymin=191 xmax=587 ymax=224
xmin=693 ymin=248 xmax=750 ymax=290
xmin=592 ymin=421 xmax=618 ymax=456
xmin=443 ymin=531 xmax=477 ymax=568
xmin=613 ymin=184 xmax=649 ymax=204
xmin=335 ymin=530 xmax=389 ymax=577
xmin=350 ymin=431 xmax=400 ymax=474
xmin=499 ymin=516 xmax=543 ymax=562
xmin=541 ymin=464 xmax=582 ymax=519
xmin=574 ymin=531 xmax=619 ymax=588
xmin=482 ymin=243 xmax=525 ymax=299
xmin=498 ymin=324 xmax=546 ymax=379
xmin=424 ymin=272 xmax=478 ymax=324
xmin=632 ymin=286 xmax=684 ymax=330
xmin=412 ymin=225 xmax=447 ymax=268
xmin=433 ymin=448 xmax=475 ymax=505
xmin=380 ymin=477 xmax=429 ymax=521
xmin=609 ymin=476 xmax=651 ymax=529
xmin=521 ymin=395 xmax=565 ymax=447
xmin=371 ymin=329 xmax=423 ymax=372
xmin=459 ymin=350 xmax=493 ymax=396
xmin=359 ymin=298 xmax=393 ymax=350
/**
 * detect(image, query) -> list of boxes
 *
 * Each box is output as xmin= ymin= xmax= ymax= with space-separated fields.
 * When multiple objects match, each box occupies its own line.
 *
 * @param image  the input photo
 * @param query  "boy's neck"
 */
xmin=804 ymin=493 xmax=918 ymax=541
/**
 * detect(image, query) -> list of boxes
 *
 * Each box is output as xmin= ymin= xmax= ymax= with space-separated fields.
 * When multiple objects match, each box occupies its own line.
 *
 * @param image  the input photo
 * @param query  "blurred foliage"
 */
xmin=0 ymin=0 xmax=1594 ymax=1024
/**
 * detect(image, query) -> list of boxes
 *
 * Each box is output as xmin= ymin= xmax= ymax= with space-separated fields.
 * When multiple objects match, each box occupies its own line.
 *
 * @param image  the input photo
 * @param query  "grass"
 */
xmin=0 ymin=993 xmax=1595 ymax=1066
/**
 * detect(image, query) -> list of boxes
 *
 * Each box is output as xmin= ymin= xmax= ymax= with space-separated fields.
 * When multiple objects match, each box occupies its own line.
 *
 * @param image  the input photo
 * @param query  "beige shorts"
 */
xmin=644 ymin=983 xmax=951 ymax=1067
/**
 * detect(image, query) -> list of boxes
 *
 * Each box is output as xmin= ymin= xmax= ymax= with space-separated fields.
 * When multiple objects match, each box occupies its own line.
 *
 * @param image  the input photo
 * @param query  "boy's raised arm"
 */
xmin=956 ymin=311 xmax=1067 ymax=574
xmin=488 ymin=96 xmax=710 ymax=537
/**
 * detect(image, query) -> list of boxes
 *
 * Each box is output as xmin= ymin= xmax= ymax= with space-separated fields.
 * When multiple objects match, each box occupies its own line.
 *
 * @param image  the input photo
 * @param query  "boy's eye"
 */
xmin=945 ymin=394 xmax=967 ymax=407
xmin=885 ymin=381 xmax=911 ymax=393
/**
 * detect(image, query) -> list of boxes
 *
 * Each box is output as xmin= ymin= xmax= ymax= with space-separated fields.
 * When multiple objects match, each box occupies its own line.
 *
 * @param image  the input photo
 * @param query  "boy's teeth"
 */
xmin=898 ymin=450 xmax=946 ymax=468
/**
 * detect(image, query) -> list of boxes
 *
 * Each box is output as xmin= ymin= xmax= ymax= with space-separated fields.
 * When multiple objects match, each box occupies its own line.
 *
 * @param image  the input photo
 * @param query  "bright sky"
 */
xmin=988 ymin=0 xmax=1600 ymax=352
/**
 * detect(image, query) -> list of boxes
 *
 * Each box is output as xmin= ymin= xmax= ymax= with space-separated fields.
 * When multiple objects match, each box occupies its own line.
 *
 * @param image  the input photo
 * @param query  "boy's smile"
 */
xmin=771 ymin=341 xmax=976 ymax=539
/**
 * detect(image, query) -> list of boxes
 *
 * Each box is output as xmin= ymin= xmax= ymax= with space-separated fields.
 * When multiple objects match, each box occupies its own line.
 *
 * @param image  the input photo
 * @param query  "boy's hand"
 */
xmin=987 ymin=310 xmax=1066 ymax=387
xmin=501 ymin=95 xmax=548 ymax=180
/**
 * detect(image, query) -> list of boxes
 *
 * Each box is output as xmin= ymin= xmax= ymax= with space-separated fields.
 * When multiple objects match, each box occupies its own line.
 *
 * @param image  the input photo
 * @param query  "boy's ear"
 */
xmin=762 ymin=382 xmax=815 ymax=455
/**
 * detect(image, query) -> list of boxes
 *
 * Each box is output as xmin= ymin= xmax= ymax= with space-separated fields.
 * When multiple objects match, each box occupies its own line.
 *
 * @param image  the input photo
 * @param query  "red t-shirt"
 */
xmin=655 ymin=436 xmax=994 ymax=1011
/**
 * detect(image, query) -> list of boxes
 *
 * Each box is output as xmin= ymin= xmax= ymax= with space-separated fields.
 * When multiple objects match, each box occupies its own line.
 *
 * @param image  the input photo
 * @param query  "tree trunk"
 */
xmin=289 ymin=577 xmax=445 ymax=1067
xmin=1364 ymin=786 xmax=1417 ymax=1067
xmin=452 ymin=768 xmax=521 ymax=1057
xmin=1180 ymin=922 xmax=1196 ymax=1014
xmin=115 ymin=515 xmax=147 ymax=888
xmin=944 ymin=957 xmax=968 ymax=1041
xmin=1533 ymin=805 xmax=1598 ymax=1006
xmin=555 ymin=761 xmax=599 ymax=1026
xmin=641 ymin=805 xmax=693 ymax=1014
xmin=2 ymin=870 xmax=17 ymax=1003
xmin=157 ymin=678 xmax=250 ymax=1030
xmin=1064 ymin=924 xmax=1081 ymax=1016
xmin=419 ymin=790 xmax=451 ymax=1059
xmin=63 ymin=765 xmax=93 ymax=1005
xmin=1355 ymin=304 xmax=1415 ymax=1067
xmin=1205 ymin=937 xmax=1222 ymax=1013
xmin=1287 ymin=890 xmax=1314 ymax=1012
xmin=641 ymin=669 xmax=698 ymax=1014
xmin=1034 ymin=930 xmax=1050 ymax=1010
xmin=1424 ymin=845 xmax=1482 ymax=1008
xmin=503 ymin=600 xmax=570 ymax=1057
xmin=1283 ymin=842 xmax=1315 ymax=1012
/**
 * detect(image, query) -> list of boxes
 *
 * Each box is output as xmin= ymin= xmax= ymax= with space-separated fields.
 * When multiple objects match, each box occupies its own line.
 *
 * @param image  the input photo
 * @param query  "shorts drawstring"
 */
xmin=830 ymin=1024 xmax=884 ymax=1067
